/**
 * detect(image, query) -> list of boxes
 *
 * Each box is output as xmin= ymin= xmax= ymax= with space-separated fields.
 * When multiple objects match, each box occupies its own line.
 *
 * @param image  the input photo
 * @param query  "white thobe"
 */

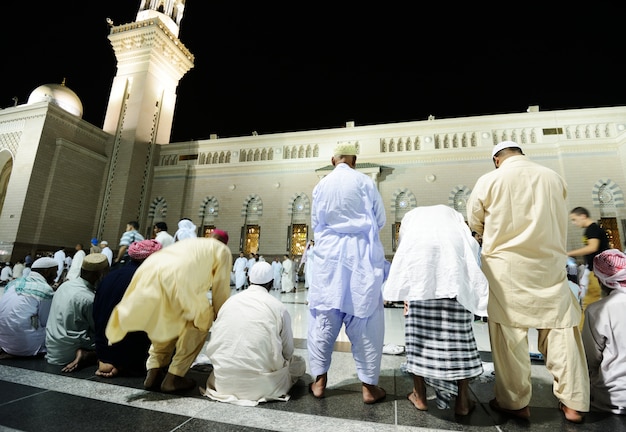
xmin=272 ymin=261 xmax=282 ymax=290
xmin=233 ymin=257 xmax=248 ymax=289
xmin=307 ymin=162 xmax=386 ymax=384
xmin=65 ymin=250 xmax=86 ymax=280
xmin=304 ymin=247 xmax=314 ymax=288
xmin=155 ymin=231 xmax=175 ymax=248
xmin=101 ymin=247 xmax=113 ymax=266
xmin=203 ymin=285 xmax=305 ymax=406
xmin=53 ymin=250 xmax=65 ymax=283
xmin=0 ymin=273 xmax=54 ymax=356
xmin=281 ymin=259 xmax=295 ymax=292
xmin=308 ymin=162 xmax=386 ymax=318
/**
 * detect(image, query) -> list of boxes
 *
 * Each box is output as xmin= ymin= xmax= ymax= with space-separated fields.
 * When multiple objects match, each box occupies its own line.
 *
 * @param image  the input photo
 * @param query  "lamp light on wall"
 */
xmin=425 ymin=174 xmax=436 ymax=183
xmin=228 ymin=184 xmax=236 ymax=191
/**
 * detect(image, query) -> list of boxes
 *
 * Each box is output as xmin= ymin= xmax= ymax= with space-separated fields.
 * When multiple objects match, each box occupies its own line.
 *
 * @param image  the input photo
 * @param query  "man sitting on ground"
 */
xmin=45 ymin=253 xmax=109 ymax=372
xmin=582 ymin=249 xmax=626 ymax=415
xmin=203 ymin=261 xmax=306 ymax=406
xmin=0 ymin=258 xmax=59 ymax=359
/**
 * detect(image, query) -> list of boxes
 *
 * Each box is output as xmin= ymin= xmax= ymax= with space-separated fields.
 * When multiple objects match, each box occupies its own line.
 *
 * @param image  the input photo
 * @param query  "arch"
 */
xmin=147 ymin=197 xmax=167 ymax=236
xmin=147 ymin=196 xmax=167 ymax=218
xmin=390 ymin=188 xmax=416 ymax=223
xmin=592 ymin=178 xmax=625 ymax=217
xmin=240 ymin=194 xmax=263 ymax=218
xmin=0 ymin=149 xmax=14 ymax=216
xmin=199 ymin=195 xmax=220 ymax=219
xmin=448 ymin=185 xmax=472 ymax=215
xmin=287 ymin=192 xmax=311 ymax=215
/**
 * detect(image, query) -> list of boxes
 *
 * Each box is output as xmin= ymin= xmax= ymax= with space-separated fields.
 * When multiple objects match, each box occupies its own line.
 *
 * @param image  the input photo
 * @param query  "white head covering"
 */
xmin=491 ymin=140 xmax=522 ymax=158
xmin=382 ymin=204 xmax=489 ymax=316
xmin=32 ymin=257 xmax=59 ymax=269
xmin=249 ymin=261 xmax=274 ymax=285
xmin=174 ymin=219 xmax=198 ymax=241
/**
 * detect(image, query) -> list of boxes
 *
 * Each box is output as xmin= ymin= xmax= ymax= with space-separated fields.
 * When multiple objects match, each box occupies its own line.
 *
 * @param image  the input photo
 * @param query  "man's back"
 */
xmin=45 ymin=278 xmax=95 ymax=365
xmin=468 ymin=154 xmax=578 ymax=328
xmin=207 ymin=287 xmax=291 ymax=372
xmin=309 ymin=163 xmax=386 ymax=318
xmin=204 ymin=257 xmax=305 ymax=405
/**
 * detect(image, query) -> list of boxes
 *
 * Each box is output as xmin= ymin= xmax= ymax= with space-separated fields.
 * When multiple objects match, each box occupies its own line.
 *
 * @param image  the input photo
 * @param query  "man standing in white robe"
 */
xmin=281 ymin=254 xmax=295 ymax=293
xmin=308 ymin=143 xmax=387 ymax=404
xmin=233 ymin=252 xmax=248 ymax=291
xmin=271 ymin=257 xmax=282 ymax=291
xmin=65 ymin=243 xmax=86 ymax=281
xmin=203 ymin=261 xmax=305 ymax=406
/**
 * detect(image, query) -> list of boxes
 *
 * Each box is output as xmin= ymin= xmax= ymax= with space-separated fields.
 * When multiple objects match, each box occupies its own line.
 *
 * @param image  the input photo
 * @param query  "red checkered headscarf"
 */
xmin=128 ymin=239 xmax=162 ymax=261
xmin=593 ymin=249 xmax=626 ymax=293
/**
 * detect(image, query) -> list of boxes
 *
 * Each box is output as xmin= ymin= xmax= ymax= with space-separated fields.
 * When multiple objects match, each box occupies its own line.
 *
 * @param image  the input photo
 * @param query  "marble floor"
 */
xmin=0 ymin=283 xmax=625 ymax=432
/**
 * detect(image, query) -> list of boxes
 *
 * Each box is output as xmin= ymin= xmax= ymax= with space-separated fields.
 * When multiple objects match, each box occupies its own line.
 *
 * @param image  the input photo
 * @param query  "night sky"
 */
xmin=3 ymin=2 xmax=623 ymax=142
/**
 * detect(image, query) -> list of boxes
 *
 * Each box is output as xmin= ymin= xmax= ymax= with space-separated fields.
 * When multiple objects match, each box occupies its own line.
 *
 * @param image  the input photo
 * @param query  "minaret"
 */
xmin=98 ymin=0 xmax=193 ymax=242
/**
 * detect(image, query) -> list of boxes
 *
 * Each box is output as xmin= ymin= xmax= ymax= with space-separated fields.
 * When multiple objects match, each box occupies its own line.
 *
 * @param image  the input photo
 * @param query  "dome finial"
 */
xmin=61 ymin=77 xmax=67 ymax=86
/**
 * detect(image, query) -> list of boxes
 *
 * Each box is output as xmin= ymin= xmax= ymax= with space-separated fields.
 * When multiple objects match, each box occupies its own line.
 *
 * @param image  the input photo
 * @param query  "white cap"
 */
xmin=32 ymin=257 xmax=59 ymax=269
xmin=491 ymin=141 xmax=522 ymax=158
xmin=248 ymin=261 xmax=274 ymax=285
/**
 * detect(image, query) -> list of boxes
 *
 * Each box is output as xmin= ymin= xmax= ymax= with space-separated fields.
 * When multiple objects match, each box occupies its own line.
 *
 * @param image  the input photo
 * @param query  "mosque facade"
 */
xmin=0 ymin=2 xmax=625 ymax=262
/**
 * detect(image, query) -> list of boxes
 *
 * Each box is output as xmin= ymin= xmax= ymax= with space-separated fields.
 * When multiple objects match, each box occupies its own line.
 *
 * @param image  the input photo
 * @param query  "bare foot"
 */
xmin=309 ymin=373 xmax=327 ymax=398
xmin=0 ymin=352 xmax=16 ymax=360
xmin=95 ymin=361 xmax=119 ymax=378
xmin=455 ymin=398 xmax=476 ymax=416
xmin=455 ymin=378 xmax=475 ymax=415
xmin=160 ymin=372 xmax=195 ymax=393
xmin=363 ymin=383 xmax=386 ymax=404
xmin=144 ymin=368 xmax=166 ymax=389
xmin=559 ymin=402 xmax=584 ymax=423
xmin=61 ymin=349 xmax=97 ymax=373
xmin=407 ymin=390 xmax=428 ymax=411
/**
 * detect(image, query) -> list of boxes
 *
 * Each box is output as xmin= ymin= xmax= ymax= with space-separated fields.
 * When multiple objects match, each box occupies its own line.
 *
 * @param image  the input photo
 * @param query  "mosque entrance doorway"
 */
xmin=600 ymin=218 xmax=621 ymax=250
xmin=241 ymin=224 xmax=260 ymax=255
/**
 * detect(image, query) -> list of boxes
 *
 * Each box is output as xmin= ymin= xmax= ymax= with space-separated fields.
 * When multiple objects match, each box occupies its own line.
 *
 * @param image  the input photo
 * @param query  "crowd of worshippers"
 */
xmin=0 ymin=141 xmax=625 ymax=420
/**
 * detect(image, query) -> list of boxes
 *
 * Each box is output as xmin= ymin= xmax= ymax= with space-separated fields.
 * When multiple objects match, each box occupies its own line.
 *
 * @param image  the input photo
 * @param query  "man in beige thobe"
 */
xmin=467 ymin=141 xmax=589 ymax=423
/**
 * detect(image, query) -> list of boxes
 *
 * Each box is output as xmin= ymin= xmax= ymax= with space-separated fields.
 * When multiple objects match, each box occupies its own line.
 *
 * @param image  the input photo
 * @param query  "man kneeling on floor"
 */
xmin=45 ymin=253 xmax=110 ymax=372
xmin=203 ymin=261 xmax=306 ymax=406
xmin=106 ymin=230 xmax=232 ymax=393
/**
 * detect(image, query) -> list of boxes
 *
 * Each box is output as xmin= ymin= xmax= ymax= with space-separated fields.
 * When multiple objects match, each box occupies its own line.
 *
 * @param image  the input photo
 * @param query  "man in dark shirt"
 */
xmin=567 ymin=206 xmax=610 ymax=327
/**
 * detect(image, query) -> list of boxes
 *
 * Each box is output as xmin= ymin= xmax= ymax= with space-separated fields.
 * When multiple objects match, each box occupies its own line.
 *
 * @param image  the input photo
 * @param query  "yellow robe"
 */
xmin=106 ymin=237 xmax=233 ymax=344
